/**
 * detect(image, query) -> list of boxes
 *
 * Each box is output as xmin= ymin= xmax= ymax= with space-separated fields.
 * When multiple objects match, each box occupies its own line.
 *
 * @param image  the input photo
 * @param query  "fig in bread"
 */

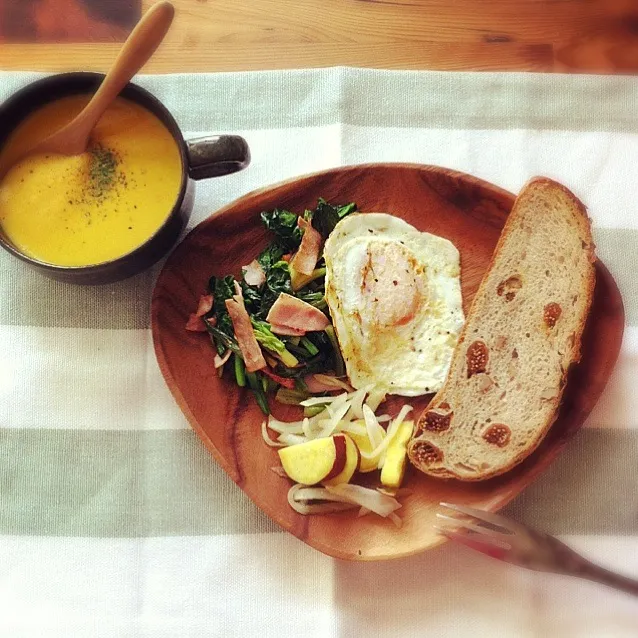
xmin=407 ymin=177 xmax=596 ymax=481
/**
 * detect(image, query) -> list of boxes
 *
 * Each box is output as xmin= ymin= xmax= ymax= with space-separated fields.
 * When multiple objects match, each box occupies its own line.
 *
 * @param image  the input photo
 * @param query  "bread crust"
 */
xmin=407 ymin=177 xmax=596 ymax=481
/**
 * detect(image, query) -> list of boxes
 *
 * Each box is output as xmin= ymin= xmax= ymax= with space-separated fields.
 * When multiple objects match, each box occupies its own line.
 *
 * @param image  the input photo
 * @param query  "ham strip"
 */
xmin=185 ymin=314 xmax=207 ymax=332
xmin=266 ymin=293 xmax=329 ymax=332
xmin=242 ymin=259 xmax=266 ymax=287
xmin=270 ymin=323 xmax=307 ymax=337
xmin=225 ymin=287 xmax=266 ymax=372
xmin=185 ymin=294 xmax=214 ymax=332
xmin=290 ymin=217 xmax=323 ymax=276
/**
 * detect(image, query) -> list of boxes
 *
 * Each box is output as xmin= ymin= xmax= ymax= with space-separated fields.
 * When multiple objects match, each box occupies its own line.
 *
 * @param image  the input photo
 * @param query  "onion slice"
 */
xmin=365 ymin=387 xmax=387 ymax=412
xmin=324 ymin=484 xmax=401 ymax=518
xmin=360 ymin=405 xmax=414 ymax=462
xmin=213 ymin=350 xmax=232 ymax=369
xmin=287 ymin=484 xmax=357 ymax=515
xmin=277 ymin=432 xmax=307 ymax=446
xmin=318 ymin=401 xmax=350 ymax=438
xmin=300 ymin=393 xmax=347 ymax=407
xmin=348 ymin=387 xmax=368 ymax=420
xmin=267 ymin=417 xmax=305 ymax=435
xmin=362 ymin=405 xmax=385 ymax=451
xmin=262 ymin=421 xmax=287 ymax=448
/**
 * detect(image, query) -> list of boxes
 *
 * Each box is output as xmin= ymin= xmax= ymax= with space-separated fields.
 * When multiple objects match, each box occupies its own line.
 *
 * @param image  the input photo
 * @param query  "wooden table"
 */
xmin=1 ymin=0 xmax=638 ymax=73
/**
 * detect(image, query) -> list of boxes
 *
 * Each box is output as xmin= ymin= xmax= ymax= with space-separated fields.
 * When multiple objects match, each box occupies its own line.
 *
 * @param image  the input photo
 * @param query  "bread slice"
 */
xmin=407 ymin=177 xmax=596 ymax=481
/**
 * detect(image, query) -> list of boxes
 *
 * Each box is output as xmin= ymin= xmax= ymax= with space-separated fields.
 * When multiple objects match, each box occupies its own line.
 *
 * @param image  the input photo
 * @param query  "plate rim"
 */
xmin=151 ymin=162 xmax=624 ymax=561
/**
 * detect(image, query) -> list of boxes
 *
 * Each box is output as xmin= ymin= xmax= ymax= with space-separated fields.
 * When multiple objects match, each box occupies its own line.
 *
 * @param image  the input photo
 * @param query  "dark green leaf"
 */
xmin=203 ymin=320 xmax=241 ymax=356
xmin=246 ymin=371 xmax=270 ymax=415
xmin=240 ymin=280 xmax=262 ymax=315
xmin=256 ymin=241 xmax=286 ymax=271
xmin=260 ymin=260 xmax=292 ymax=317
xmin=260 ymin=208 xmax=302 ymax=251
xmin=325 ymin=325 xmax=345 ymax=377
xmin=311 ymin=198 xmax=357 ymax=239
xmin=205 ymin=276 xmax=237 ymax=354
xmin=295 ymin=289 xmax=327 ymax=310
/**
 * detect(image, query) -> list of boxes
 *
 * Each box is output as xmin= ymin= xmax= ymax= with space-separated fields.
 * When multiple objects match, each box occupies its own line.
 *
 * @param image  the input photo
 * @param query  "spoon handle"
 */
xmin=73 ymin=1 xmax=175 ymax=138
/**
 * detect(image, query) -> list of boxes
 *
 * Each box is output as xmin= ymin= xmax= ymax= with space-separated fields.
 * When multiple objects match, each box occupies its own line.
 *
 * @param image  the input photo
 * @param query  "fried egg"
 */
xmin=324 ymin=213 xmax=464 ymax=396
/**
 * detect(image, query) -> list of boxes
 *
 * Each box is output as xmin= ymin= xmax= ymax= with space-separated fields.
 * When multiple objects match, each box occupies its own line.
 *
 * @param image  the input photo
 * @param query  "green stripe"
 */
xmin=0 ymin=429 xmax=276 ymax=537
xmin=1 ymin=228 xmax=636 ymax=329
xmin=0 ymin=256 xmax=158 ymax=329
xmin=0 ymin=428 xmax=635 ymax=537
xmin=3 ymin=69 xmax=638 ymax=132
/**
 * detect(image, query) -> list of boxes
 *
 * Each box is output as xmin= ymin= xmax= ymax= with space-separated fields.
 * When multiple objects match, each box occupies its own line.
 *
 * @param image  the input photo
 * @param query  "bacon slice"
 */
xmin=290 ymin=217 xmax=323 ymax=276
xmin=261 ymin=367 xmax=296 ymax=389
xmin=185 ymin=294 xmax=214 ymax=332
xmin=242 ymin=259 xmax=266 ymax=287
xmin=225 ymin=287 xmax=266 ymax=373
xmin=266 ymin=293 xmax=329 ymax=332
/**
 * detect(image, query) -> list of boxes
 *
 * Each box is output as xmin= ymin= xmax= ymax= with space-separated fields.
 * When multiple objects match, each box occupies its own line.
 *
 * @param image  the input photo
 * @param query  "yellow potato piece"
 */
xmin=380 ymin=420 xmax=414 ymax=489
xmin=348 ymin=423 xmax=380 ymax=473
xmin=278 ymin=435 xmax=346 ymax=485
xmin=322 ymin=434 xmax=360 ymax=486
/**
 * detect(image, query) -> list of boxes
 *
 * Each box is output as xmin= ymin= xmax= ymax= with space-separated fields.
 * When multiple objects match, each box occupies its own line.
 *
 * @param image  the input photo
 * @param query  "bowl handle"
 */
xmin=185 ymin=135 xmax=250 ymax=180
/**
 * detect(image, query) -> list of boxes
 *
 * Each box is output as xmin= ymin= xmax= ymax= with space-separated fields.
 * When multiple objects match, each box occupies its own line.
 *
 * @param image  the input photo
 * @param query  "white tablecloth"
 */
xmin=1 ymin=68 xmax=637 ymax=637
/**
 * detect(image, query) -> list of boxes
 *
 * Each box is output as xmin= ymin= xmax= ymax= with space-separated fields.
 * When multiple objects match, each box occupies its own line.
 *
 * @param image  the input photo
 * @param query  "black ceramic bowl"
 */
xmin=0 ymin=72 xmax=250 ymax=285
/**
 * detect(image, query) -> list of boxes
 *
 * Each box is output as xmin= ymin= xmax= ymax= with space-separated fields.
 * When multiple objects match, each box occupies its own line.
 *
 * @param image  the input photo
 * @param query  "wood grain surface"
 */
xmin=1 ymin=0 xmax=638 ymax=73
xmin=150 ymin=165 xmax=624 ymax=560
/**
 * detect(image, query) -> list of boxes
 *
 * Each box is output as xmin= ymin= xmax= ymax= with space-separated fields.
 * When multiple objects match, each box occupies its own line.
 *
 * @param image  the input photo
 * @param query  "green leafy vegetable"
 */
xmin=234 ymin=354 xmax=246 ymax=387
xmin=295 ymin=289 xmax=327 ymax=310
xmin=324 ymin=325 xmax=345 ymax=377
xmin=240 ymin=280 xmax=262 ymax=316
xmin=203 ymin=320 xmax=242 ymax=356
xmin=246 ymin=371 xmax=270 ymax=415
xmin=207 ymin=275 xmax=237 ymax=354
xmin=300 ymin=336 xmax=319 ymax=356
xmin=251 ymin=319 xmax=299 ymax=367
xmin=259 ymin=260 xmax=293 ymax=317
xmin=311 ymin=198 xmax=357 ymax=239
xmin=260 ymin=208 xmax=302 ymax=251
xmin=256 ymin=241 xmax=286 ymax=271
xmin=195 ymin=198 xmax=357 ymax=412
xmin=304 ymin=405 xmax=328 ymax=417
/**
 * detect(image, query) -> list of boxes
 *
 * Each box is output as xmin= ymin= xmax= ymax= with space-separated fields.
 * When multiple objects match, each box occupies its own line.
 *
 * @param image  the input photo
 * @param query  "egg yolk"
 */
xmin=361 ymin=241 xmax=424 ymax=328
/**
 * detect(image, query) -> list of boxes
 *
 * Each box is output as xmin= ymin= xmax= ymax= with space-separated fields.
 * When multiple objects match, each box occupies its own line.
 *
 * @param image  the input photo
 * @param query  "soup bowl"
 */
xmin=0 ymin=72 xmax=250 ymax=285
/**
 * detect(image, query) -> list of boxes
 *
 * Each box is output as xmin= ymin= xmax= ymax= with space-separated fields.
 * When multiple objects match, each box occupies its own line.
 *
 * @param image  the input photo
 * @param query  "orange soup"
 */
xmin=0 ymin=94 xmax=182 ymax=266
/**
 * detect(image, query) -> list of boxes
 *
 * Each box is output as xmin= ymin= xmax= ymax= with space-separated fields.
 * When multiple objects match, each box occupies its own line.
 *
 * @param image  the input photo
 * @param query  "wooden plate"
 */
xmin=151 ymin=164 xmax=624 ymax=561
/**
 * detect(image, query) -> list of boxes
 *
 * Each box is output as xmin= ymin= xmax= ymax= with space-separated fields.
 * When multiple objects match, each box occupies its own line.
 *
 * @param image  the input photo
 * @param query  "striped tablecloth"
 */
xmin=1 ymin=68 xmax=637 ymax=637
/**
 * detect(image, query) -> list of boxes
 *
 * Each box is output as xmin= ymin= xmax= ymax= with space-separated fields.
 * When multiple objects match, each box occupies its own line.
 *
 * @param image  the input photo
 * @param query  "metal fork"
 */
xmin=436 ymin=503 xmax=638 ymax=598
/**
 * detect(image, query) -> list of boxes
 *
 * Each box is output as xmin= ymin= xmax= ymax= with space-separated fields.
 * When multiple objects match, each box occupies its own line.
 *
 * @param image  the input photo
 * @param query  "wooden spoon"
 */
xmin=11 ymin=1 xmax=174 ymax=165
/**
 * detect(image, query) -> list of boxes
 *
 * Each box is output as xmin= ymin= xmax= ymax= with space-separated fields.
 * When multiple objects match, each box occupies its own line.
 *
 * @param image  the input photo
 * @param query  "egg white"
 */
xmin=324 ymin=213 xmax=464 ymax=396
